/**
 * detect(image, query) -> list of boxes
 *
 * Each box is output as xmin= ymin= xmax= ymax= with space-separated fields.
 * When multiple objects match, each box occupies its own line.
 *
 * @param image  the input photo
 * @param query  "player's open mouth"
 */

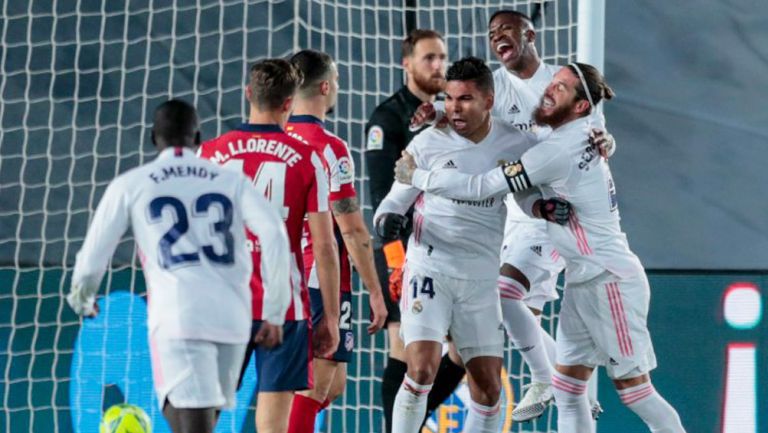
xmin=541 ymin=96 xmax=555 ymax=109
xmin=451 ymin=118 xmax=467 ymax=129
xmin=496 ymin=42 xmax=516 ymax=61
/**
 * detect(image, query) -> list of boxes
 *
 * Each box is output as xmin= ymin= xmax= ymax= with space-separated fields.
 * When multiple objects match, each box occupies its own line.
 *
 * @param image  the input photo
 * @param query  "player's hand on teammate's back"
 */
xmin=394 ymin=151 xmax=418 ymax=184
xmin=409 ymin=102 xmax=437 ymax=131
xmin=253 ymin=322 xmax=284 ymax=349
xmin=589 ymin=128 xmax=616 ymax=159
xmin=66 ymin=288 xmax=100 ymax=318
xmin=537 ymin=198 xmax=573 ymax=226
xmin=367 ymin=290 xmax=388 ymax=335
xmin=375 ymin=213 xmax=408 ymax=242
xmin=312 ymin=315 xmax=340 ymax=358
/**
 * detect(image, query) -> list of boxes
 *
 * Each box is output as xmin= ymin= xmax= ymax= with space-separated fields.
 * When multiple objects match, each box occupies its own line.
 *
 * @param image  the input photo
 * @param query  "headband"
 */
xmin=568 ymin=63 xmax=594 ymax=108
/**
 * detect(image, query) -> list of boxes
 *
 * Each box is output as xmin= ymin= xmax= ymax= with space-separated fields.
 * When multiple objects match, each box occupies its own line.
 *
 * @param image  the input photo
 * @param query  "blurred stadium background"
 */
xmin=1 ymin=1 xmax=766 ymax=432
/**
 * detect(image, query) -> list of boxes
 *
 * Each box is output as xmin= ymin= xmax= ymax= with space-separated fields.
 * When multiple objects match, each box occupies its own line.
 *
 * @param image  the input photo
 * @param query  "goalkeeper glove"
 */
xmin=388 ymin=267 xmax=404 ymax=303
xmin=538 ymin=198 xmax=572 ymax=226
xmin=375 ymin=213 xmax=408 ymax=242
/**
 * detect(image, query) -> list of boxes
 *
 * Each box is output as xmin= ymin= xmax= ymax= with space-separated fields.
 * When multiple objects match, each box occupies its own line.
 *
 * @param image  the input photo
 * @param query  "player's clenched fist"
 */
xmin=312 ymin=315 xmax=340 ymax=358
xmin=253 ymin=322 xmax=284 ymax=349
xmin=375 ymin=213 xmax=408 ymax=242
xmin=536 ymin=197 xmax=572 ymax=226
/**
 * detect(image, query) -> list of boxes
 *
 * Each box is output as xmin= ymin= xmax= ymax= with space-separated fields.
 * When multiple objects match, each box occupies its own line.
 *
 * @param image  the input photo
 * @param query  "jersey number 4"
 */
xmin=224 ymin=159 xmax=289 ymax=219
xmin=148 ymin=194 xmax=234 ymax=269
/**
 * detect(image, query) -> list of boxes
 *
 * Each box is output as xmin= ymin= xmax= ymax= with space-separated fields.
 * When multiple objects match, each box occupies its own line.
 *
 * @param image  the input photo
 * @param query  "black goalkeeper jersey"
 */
xmin=364 ymin=85 xmax=426 ymax=212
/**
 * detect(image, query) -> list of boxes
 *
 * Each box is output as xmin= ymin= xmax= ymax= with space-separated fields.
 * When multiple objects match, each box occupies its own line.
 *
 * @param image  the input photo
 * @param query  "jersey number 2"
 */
xmin=148 ymin=193 xmax=234 ymax=269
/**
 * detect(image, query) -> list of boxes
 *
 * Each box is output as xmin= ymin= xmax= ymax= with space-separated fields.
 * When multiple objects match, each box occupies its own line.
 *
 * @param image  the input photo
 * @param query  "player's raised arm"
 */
xmin=239 ymin=177 xmax=292 ymax=326
xmin=67 ymin=179 xmax=131 ymax=317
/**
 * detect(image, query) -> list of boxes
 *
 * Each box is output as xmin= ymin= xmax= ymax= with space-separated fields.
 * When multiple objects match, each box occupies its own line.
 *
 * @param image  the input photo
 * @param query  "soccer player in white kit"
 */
xmin=397 ymin=64 xmax=687 ymax=433
xmin=376 ymin=57 xmax=569 ymax=433
xmin=66 ymin=100 xmax=293 ymax=433
xmin=411 ymin=10 xmax=614 ymax=421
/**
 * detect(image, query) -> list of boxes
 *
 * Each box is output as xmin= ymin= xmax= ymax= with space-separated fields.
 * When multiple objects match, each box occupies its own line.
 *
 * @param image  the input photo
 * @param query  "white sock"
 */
xmin=392 ymin=375 xmax=432 ymax=433
xmin=551 ymin=371 xmax=594 ymax=433
xmin=539 ymin=325 xmax=557 ymax=368
xmin=618 ymin=382 xmax=686 ymax=433
xmin=464 ymin=399 xmax=501 ymax=433
xmin=499 ymin=276 xmax=552 ymax=383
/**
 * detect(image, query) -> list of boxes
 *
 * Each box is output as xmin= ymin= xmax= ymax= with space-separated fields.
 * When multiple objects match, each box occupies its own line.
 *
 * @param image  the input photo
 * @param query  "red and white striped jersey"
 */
xmin=200 ymin=123 xmax=330 ymax=321
xmin=286 ymin=115 xmax=355 ymax=294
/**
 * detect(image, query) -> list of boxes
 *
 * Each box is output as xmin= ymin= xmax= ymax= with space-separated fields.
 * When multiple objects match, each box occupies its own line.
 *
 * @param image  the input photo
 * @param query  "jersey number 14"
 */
xmin=225 ymin=159 xmax=289 ymax=219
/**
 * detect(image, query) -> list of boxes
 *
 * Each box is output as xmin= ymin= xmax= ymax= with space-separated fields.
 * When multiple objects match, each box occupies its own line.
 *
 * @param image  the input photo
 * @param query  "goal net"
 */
xmin=0 ymin=1 xmax=586 ymax=432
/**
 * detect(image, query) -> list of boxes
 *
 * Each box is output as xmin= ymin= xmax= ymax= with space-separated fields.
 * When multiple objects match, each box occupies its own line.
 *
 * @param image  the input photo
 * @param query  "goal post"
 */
xmin=0 ymin=1 xmax=603 ymax=432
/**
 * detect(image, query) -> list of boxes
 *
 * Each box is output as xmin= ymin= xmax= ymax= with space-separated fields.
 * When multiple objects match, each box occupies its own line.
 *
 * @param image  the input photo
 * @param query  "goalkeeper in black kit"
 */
xmin=364 ymin=29 xmax=465 ymax=433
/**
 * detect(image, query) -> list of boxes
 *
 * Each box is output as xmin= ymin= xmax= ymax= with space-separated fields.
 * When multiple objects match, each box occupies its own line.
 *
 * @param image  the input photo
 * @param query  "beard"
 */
xmin=534 ymin=101 xmax=572 ymax=127
xmin=413 ymin=72 xmax=445 ymax=95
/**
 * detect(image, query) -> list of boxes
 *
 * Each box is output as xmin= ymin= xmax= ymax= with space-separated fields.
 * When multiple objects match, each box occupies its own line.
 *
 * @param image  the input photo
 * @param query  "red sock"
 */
xmin=287 ymin=394 xmax=323 ymax=433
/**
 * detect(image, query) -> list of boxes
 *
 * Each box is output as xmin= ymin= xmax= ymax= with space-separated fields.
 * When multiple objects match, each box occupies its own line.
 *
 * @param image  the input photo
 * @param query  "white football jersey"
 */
xmin=491 ymin=66 xmax=546 ymax=229
xmin=521 ymin=117 xmax=643 ymax=283
xmin=412 ymin=117 xmax=643 ymax=284
xmin=375 ymin=121 xmax=536 ymax=279
xmin=523 ymin=62 xmax=560 ymax=98
xmin=71 ymin=147 xmax=291 ymax=343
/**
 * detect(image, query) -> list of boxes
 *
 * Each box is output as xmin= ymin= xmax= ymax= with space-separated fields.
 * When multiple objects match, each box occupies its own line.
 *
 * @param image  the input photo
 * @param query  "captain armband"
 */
xmin=501 ymin=160 xmax=532 ymax=193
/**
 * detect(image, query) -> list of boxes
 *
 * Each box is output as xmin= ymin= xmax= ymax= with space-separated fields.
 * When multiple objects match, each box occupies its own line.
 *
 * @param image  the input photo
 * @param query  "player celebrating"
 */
xmin=411 ymin=10 xmax=613 ymax=421
xmin=376 ymin=57 xmax=569 ymax=433
xmin=66 ymin=100 xmax=292 ymax=433
xmin=284 ymin=49 xmax=388 ymax=433
xmin=396 ymin=63 xmax=686 ymax=433
xmin=199 ymin=59 xmax=340 ymax=433
xmin=365 ymin=29 xmax=467 ymax=433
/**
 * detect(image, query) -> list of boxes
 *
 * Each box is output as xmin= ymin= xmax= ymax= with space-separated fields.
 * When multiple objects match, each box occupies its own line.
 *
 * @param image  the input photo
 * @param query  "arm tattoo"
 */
xmin=332 ymin=197 xmax=360 ymax=215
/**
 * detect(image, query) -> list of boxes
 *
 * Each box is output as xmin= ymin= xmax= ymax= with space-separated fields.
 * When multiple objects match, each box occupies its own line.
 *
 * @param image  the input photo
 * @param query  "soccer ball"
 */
xmin=100 ymin=403 xmax=152 ymax=433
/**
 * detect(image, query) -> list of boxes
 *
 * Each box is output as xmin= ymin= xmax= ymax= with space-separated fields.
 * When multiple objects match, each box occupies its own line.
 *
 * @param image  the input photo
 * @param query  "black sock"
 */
xmin=382 ymin=357 xmax=408 ymax=433
xmin=426 ymin=353 xmax=466 ymax=414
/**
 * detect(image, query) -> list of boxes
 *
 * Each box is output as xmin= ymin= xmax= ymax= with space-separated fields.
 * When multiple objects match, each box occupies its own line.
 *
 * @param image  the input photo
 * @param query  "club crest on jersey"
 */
xmin=367 ymin=126 xmax=384 ymax=150
xmin=412 ymin=300 xmax=423 ymax=314
xmin=344 ymin=332 xmax=354 ymax=351
xmin=503 ymin=162 xmax=522 ymax=177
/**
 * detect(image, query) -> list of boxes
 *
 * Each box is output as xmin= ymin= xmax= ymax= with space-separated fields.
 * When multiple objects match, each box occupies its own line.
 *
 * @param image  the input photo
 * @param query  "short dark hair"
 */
xmin=445 ymin=56 xmax=494 ymax=94
xmin=566 ymin=62 xmax=615 ymax=110
xmin=152 ymin=99 xmax=199 ymax=148
xmin=290 ymin=49 xmax=334 ymax=97
xmin=247 ymin=58 xmax=304 ymax=110
xmin=402 ymin=29 xmax=444 ymax=58
xmin=488 ymin=10 xmax=533 ymax=27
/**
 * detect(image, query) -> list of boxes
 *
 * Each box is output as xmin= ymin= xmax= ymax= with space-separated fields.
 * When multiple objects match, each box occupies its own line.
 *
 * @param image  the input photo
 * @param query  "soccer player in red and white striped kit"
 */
xmin=284 ymin=49 xmax=388 ymax=433
xmin=199 ymin=58 xmax=341 ymax=433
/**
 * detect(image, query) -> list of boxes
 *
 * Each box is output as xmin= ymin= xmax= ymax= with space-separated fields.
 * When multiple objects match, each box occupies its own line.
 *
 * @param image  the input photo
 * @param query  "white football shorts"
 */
xmin=556 ymin=271 xmax=658 ymax=379
xmin=149 ymin=337 xmax=247 ymax=410
xmin=400 ymin=263 xmax=505 ymax=362
xmin=501 ymin=222 xmax=565 ymax=311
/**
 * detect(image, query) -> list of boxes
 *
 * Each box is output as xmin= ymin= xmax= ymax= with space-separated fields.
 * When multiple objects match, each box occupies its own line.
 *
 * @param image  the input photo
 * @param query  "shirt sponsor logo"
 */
xmin=367 ymin=126 xmax=384 ymax=150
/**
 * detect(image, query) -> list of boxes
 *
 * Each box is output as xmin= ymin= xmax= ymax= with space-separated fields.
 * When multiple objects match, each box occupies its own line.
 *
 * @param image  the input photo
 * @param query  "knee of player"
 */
xmin=407 ymin=364 xmax=438 ymax=385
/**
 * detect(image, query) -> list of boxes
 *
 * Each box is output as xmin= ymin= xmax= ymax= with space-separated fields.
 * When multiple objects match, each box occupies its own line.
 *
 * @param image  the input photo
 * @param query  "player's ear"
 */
xmin=486 ymin=92 xmax=495 ymax=110
xmin=574 ymin=99 xmax=590 ymax=116
xmin=320 ymin=80 xmax=330 ymax=96
xmin=524 ymin=29 xmax=536 ymax=44
xmin=402 ymin=56 xmax=410 ymax=72
xmin=282 ymin=96 xmax=294 ymax=113
xmin=244 ymin=85 xmax=252 ymax=102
